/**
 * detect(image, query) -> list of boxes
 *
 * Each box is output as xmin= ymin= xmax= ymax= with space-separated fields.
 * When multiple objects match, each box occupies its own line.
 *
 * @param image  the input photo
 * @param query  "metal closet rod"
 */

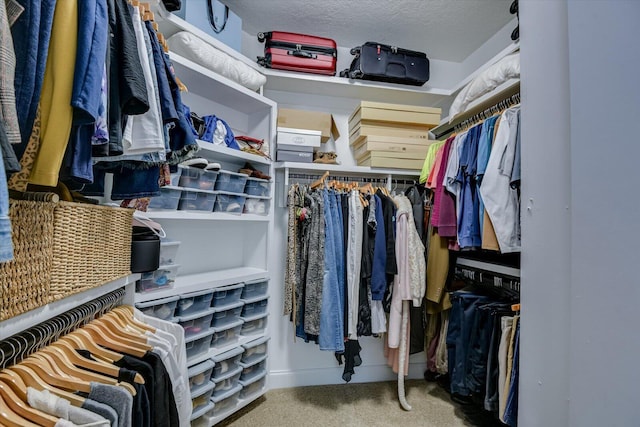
xmin=288 ymin=174 xmax=418 ymax=187
xmin=454 ymin=92 xmax=521 ymax=133
xmin=0 ymin=287 xmax=126 ymax=369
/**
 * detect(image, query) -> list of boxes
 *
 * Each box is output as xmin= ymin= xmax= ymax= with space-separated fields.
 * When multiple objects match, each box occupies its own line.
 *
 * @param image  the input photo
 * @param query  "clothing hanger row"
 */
xmin=454 ymin=92 xmax=521 ymax=133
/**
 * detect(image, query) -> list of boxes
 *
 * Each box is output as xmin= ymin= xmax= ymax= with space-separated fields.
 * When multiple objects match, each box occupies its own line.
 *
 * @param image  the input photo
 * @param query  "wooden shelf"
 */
xmin=0 ymin=274 xmax=141 ymax=340
xmin=134 ymin=267 xmax=269 ymax=303
xmin=275 ymin=162 xmax=421 ymax=177
xmin=196 ymin=140 xmax=271 ymax=165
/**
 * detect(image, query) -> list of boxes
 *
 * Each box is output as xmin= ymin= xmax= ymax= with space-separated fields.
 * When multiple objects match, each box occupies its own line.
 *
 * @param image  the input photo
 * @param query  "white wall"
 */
xmin=520 ymin=0 xmax=640 ymax=425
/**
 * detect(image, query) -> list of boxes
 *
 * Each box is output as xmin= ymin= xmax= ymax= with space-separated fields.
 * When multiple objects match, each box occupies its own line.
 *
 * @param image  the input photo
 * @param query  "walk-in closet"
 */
xmin=0 ymin=0 xmax=636 ymax=426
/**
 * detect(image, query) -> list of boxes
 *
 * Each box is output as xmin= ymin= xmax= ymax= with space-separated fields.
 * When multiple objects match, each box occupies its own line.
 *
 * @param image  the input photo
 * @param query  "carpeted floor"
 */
xmin=218 ymin=380 xmax=504 ymax=427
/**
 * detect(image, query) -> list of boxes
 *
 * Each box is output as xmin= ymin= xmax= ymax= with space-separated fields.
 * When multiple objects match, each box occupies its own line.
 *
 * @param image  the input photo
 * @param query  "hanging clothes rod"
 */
xmin=454 ymin=92 xmax=521 ymax=134
xmin=0 ymin=288 xmax=126 ymax=369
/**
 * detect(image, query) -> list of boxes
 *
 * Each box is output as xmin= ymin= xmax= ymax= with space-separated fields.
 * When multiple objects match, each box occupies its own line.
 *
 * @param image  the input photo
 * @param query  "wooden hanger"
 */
xmin=112 ymin=306 xmax=156 ymax=333
xmin=0 ymin=393 xmax=38 ymax=427
xmin=0 ymin=379 xmax=58 ymax=427
xmin=7 ymin=366 xmax=85 ymax=407
xmin=63 ymin=331 xmax=123 ymax=364
xmin=0 ymin=372 xmax=26 ymax=402
xmin=86 ymin=320 xmax=152 ymax=351
xmin=20 ymin=356 xmax=92 ymax=394
xmin=81 ymin=324 xmax=150 ymax=358
xmin=310 ymin=171 xmax=329 ymax=189
xmin=94 ymin=316 xmax=149 ymax=345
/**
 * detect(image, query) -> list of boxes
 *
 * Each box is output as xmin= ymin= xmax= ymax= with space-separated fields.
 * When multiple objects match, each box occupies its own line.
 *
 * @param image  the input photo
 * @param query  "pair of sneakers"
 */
xmin=181 ymin=158 xmax=221 ymax=171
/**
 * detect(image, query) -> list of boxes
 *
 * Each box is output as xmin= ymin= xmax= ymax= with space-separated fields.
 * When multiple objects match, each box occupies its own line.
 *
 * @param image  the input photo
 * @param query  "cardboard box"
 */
xmin=352 ymin=136 xmax=433 ymax=160
xmin=277 ymin=108 xmax=340 ymax=143
xmin=348 ymin=101 xmax=441 ymax=132
xmin=349 ymin=123 xmax=430 ymax=146
xmin=277 ymin=127 xmax=321 ymax=152
xmin=358 ymin=153 xmax=425 ymax=170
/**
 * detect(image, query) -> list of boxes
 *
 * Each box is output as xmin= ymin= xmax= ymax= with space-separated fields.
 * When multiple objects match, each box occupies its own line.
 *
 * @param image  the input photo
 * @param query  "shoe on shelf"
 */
xmin=180 ymin=157 xmax=208 ymax=169
xmin=205 ymin=162 xmax=221 ymax=172
xmin=238 ymin=162 xmax=271 ymax=180
xmin=313 ymin=151 xmax=338 ymax=165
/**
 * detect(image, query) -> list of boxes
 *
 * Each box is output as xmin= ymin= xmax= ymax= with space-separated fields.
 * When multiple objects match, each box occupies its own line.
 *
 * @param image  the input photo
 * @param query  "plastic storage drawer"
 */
xmin=239 ymin=371 xmax=267 ymax=400
xmin=242 ymin=336 xmax=269 ymax=365
xmin=211 ymin=302 xmax=243 ymax=328
xmin=241 ymin=296 xmax=269 ymax=318
xmin=135 ymin=295 xmax=178 ymax=321
xmin=213 ymin=191 xmax=246 ymax=215
xmin=190 ymin=401 xmax=214 ymax=427
xmin=214 ymin=170 xmax=248 ymax=193
xmin=241 ymin=279 xmax=268 ymax=300
xmin=244 ymin=177 xmax=270 ymax=197
xmin=208 ymin=384 xmax=242 ymax=418
xmin=159 ymin=240 xmax=180 ymax=265
xmin=178 ymin=189 xmax=217 ymax=211
xmin=240 ymin=313 xmax=268 ymax=337
xmin=212 ymin=346 xmax=244 ymax=381
xmin=137 ymin=264 xmax=180 ymax=292
xmin=211 ymin=320 xmax=243 ymax=349
xmin=243 ymin=196 xmax=270 ymax=216
xmin=238 ymin=357 xmax=267 ymax=383
xmin=211 ymin=365 xmax=242 ymax=400
xmin=176 ymin=289 xmax=214 ymax=316
xmin=149 ymin=186 xmax=181 ymax=210
xmin=188 ymin=359 xmax=215 ymax=395
xmin=185 ymin=330 xmax=214 ymax=361
xmin=178 ymin=309 xmax=215 ymax=338
xmin=191 ymin=381 xmax=215 ymax=413
xmin=211 ymin=284 xmax=244 ymax=309
xmin=178 ymin=166 xmax=218 ymax=191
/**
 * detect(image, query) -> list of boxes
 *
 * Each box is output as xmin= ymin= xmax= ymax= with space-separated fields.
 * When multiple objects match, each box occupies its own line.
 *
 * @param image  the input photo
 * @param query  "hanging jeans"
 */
xmin=503 ymin=320 xmax=520 ymax=426
xmin=319 ymin=189 xmax=344 ymax=352
xmin=447 ymin=292 xmax=490 ymax=397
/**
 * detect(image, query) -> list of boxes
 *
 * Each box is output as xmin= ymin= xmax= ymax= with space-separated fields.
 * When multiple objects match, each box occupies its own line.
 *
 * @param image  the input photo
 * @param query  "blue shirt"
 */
xmin=458 ymin=124 xmax=482 ymax=249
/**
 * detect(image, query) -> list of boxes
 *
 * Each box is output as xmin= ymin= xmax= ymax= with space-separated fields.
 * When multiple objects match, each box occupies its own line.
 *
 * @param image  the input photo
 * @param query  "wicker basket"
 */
xmin=49 ymin=201 xmax=133 ymax=301
xmin=0 ymin=200 xmax=56 ymax=321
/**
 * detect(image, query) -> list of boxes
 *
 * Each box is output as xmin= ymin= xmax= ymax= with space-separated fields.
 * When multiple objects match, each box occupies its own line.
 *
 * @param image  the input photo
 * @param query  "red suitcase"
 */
xmin=256 ymin=31 xmax=337 ymax=76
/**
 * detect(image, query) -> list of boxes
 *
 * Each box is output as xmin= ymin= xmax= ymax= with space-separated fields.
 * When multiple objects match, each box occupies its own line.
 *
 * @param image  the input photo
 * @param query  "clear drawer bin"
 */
xmin=241 ymin=279 xmax=268 ymax=300
xmin=240 ymin=313 xmax=268 ymax=337
xmin=176 ymin=289 xmax=214 ymax=316
xmin=210 ymin=320 xmax=243 ymax=349
xmin=188 ymin=359 xmax=215 ymax=395
xmin=211 ymin=302 xmax=243 ymax=329
xmin=135 ymin=295 xmax=178 ymax=321
xmin=241 ymin=296 xmax=269 ymax=318
xmin=178 ymin=189 xmax=216 ymax=212
xmin=178 ymin=166 xmax=218 ymax=191
xmin=190 ymin=401 xmax=214 ymax=427
xmin=191 ymin=381 xmax=215 ymax=412
xmin=241 ymin=336 xmax=269 ymax=365
xmin=149 ymin=186 xmax=181 ymax=210
xmin=212 ymin=284 xmax=244 ymax=309
xmin=213 ymin=191 xmax=246 ymax=214
xmin=185 ymin=330 xmax=215 ymax=361
xmin=212 ymin=347 xmax=244 ymax=382
xmin=211 ymin=365 xmax=242 ymax=400
xmin=239 ymin=371 xmax=267 ymax=400
xmin=214 ymin=170 xmax=248 ymax=193
xmin=243 ymin=196 xmax=270 ymax=216
xmin=159 ymin=240 xmax=180 ymax=265
xmin=245 ymin=177 xmax=270 ymax=197
xmin=208 ymin=384 xmax=242 ymax=418
xmin=238 ymin=357 xmax=267 ymax=384
xmin=178 ymin=309 xmax=215 ymax=338
xmin=137 ymin=264 xmax=180 ymax=293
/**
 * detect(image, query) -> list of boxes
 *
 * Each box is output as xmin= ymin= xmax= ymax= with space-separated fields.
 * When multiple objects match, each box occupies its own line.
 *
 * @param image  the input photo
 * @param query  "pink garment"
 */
xmin=384 ymin=331 xmax=410 ymax=375
xmin=426 ymin=144 xmax=445 ymax=189
xmin=431 ymin=137 xmax=457 ymax=238
xmin=387 ymin=212 xmax=412 ymax=348
xmin=426 ymin=325 xmax=441 ymax=373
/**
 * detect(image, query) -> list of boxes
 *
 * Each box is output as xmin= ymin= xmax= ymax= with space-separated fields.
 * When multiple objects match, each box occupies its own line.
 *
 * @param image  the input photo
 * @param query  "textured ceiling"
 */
xmin=227 ymin=0 xmax=514 ymax=62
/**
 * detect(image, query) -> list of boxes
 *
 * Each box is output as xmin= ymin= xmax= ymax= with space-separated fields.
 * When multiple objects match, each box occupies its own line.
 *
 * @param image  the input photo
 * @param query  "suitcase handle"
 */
xmin=206 ymin=0 xmax=229 ymax=34
xmin=289 ymin=50 xmax=317 ymax=59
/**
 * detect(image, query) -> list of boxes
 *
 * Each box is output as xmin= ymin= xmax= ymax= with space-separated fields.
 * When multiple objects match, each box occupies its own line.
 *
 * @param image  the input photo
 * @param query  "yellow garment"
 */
xmin=29 ymin=0 xmax=78 ymax=186
xmin=419 ymin=140 xmax=445 ymax=184
xmin=501 ymin=315 xmax=520 ymax=421
xmin=482 ymin=210 xmax=500 ymax=251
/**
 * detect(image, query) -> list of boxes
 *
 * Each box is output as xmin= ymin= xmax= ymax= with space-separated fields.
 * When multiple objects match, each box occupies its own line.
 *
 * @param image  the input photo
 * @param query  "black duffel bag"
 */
xmin=340 ymin=42 xmax=430 ymax=86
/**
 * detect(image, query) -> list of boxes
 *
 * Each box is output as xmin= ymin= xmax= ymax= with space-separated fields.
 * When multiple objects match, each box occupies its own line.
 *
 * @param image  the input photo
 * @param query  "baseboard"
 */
xmin=268 ymin=362 xmax=426 ymax=389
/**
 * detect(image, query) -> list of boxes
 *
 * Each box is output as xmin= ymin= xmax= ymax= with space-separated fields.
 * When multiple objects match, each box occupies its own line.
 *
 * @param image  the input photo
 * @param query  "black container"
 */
xmin=131 ymin=226 xmax=160 ymax=273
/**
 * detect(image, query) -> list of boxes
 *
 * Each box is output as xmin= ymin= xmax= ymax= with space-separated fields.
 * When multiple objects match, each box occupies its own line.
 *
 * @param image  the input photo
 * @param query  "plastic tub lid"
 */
xmin=160 ymin=240 xmax=181 ymax=247
xmin=240 ymin=312 xmax=268 ymax=323
xmin=211 ymin=345 xmax=244 ymax=363
xmin=212 ymin=300 xmax=244 ymax=313
xmin=215 ymin=190 xmax=247 ymax=197
xmin=188 ymin=359 xmax=215 ymax=378
xmin=215 ymin=283 xmax=244 ymax=292
xmin=157 ymin=263 xmax=181 ymax=270
xmin=159 ymin=185 xmax=183 ymax=191
xmin=242 ymin=335 xmax=270 ymax=350
xmin=190 ymin=380 xmax=215 ymax=399
xmin=218 ymin=169 xmax=250 ymax=177
xmin=135 ymin=295 xmax=179 ymax=309
xmin=243 ymin=278 xmax=268 ymax=286
xmin=179 ymin=187 xmax=218 ymax=195
xmin=237 ymin=354 xmax=267 ymax=369
xmin=238 ymin=369 xmax=267 ymax=387
xmin=241 ymin=295 xmax=270 ymax=305
xmin=244 ymin=194 xmax=270 ymax=200
xmin=180 ymin=288 xmax=215 ymax=299
xmin=212 ymin=365 xmax=242 ymax=384
xmin=246 ymin=176 xmax=271 ymax=183
xmin=189 ymin=401 xmax=214 ymax=421
xmin=210 ymin=384 xmax=242 ymax=403
xmin=184 ymin=328 xmax=215 ymax=344
xmin=212 ymin=319 xmax=243 ymax=333
xmin=177 ymin=307 xmax=216 ymax=323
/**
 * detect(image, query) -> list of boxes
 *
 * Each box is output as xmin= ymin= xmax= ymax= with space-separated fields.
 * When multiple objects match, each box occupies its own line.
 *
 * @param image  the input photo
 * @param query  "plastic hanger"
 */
xmin=0 ymin=379 xmax=58 ymax=427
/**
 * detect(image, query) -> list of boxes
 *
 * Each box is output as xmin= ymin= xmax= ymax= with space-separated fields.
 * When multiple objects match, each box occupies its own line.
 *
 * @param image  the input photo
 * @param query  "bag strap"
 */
xmin=207 ymin=0 xmax=229 ymax=34
xmin=132 ymin=212 xmax=167 ymax=238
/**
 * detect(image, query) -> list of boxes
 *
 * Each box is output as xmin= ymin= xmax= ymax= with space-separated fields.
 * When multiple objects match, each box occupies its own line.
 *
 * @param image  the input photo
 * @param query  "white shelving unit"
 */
xmin=196 ymin=140 xmax=271 ymax=165
xmin=144 ymin=211 xmax=270 ymax=222
xmin=0 ymin=274 xmax=140 ymax=340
